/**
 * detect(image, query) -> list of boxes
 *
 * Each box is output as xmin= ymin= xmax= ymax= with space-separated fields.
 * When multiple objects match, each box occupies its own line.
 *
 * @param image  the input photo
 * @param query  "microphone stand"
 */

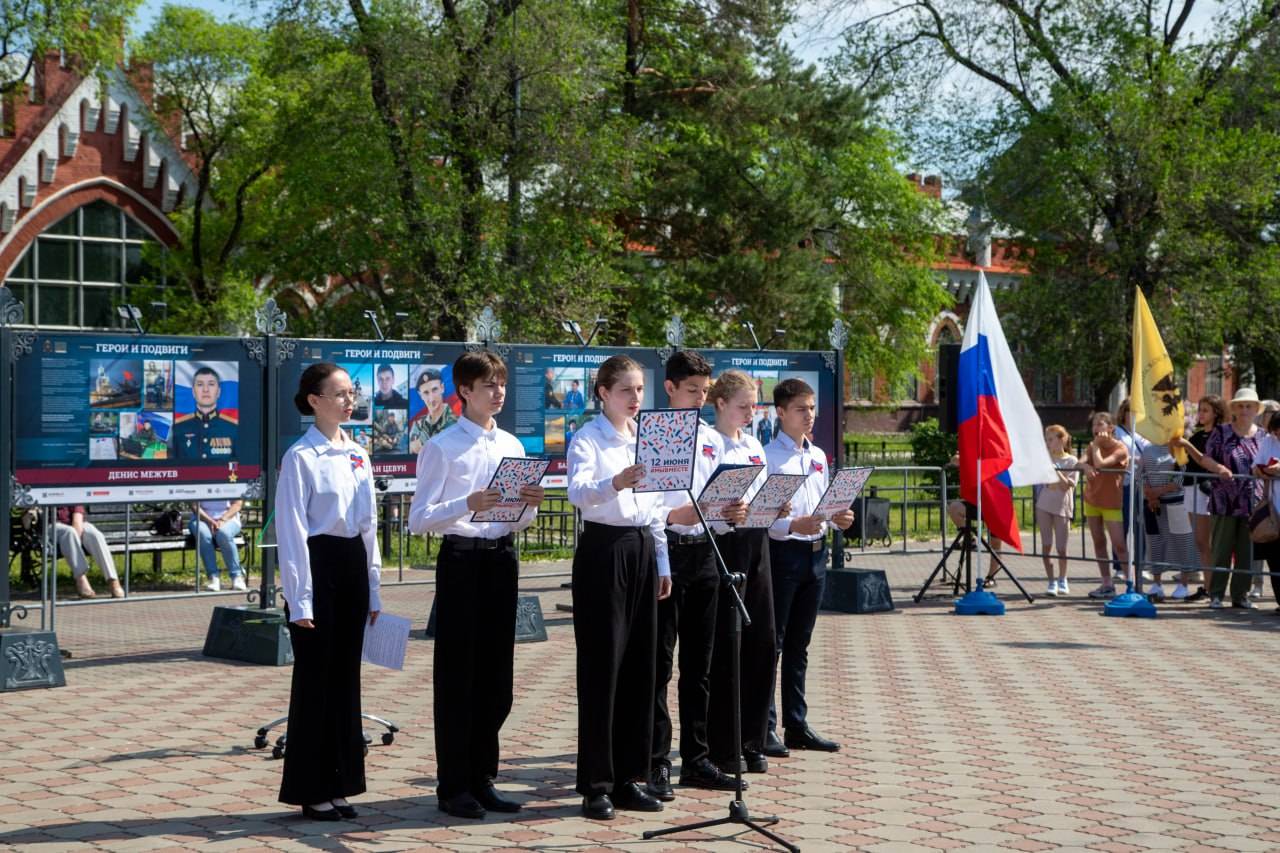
xmin=642 ymin=490 xmax=799 ymax=853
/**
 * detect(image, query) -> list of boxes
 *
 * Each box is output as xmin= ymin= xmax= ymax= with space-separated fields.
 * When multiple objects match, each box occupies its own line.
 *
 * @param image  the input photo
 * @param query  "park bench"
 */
xmin=7 ymin=503 xmax=262 ymax=589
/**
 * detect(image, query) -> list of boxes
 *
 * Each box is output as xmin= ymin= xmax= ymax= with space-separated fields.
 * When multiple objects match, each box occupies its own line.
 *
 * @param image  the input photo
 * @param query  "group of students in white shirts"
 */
xmin=271 ymin=349 xmax=853 ymax=822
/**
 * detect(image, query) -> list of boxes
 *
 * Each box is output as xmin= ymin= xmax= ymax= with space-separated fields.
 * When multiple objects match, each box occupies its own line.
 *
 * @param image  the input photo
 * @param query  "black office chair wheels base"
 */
xmin=381 ymin=733 xmax=394 ymax=746
xmin=271 ymin=746 xmax=284 ymax=760
xmin=254 ymin=735 xmax=268 ymax=750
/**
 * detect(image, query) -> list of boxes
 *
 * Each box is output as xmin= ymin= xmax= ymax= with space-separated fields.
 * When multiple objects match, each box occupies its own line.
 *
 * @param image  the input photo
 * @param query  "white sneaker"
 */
xmin=1141 ymin=570 xmax=1155 ymax=582
xmin=1058 ymin=578 xmax=1070 ymax=595
xmin=205 ymin=576 xmax=221 ymax=592
xmin=231 ymin=576 xmax=248 ymax=592
xmin=1148 ymin=583 xmax=1165 ymax=601
xmin=1171 ymin=583 xmax=1189 ymax=600
xmin=1088 ymin=585 xmax=1116 ymax=600
xmin=1209 ymin=596 xmax=1224 ymax=609
xmin=1046 ymin=580 xmax=1059 ymax=597
xmin=1250 ymin=586 xmax=1264 ymax=600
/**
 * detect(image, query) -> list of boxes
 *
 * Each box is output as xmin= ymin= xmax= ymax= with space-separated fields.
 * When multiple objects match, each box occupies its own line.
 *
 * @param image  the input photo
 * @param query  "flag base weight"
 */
xmin=1104 ymin=582 xmax=1157 ymax=618
xmin=954 ymin=579 xmax=1005 ymax=615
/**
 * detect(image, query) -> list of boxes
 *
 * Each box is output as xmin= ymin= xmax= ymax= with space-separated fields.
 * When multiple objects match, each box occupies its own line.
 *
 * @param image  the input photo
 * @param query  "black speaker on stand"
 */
xmin=936 ymin=342 xmax=960 ymax=434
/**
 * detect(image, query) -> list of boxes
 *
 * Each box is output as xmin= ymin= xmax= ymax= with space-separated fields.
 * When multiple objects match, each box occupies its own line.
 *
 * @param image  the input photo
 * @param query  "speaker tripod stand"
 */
xmin=642 ymin=493 xmax=799 ymax=853
xmin=914 ymin=524 xmax=1034 ymax=604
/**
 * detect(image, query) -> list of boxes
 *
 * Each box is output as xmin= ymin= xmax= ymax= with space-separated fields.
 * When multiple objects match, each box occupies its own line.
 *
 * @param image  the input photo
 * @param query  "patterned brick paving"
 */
xmin=2 ymin=550 xmax=1278 ymax=851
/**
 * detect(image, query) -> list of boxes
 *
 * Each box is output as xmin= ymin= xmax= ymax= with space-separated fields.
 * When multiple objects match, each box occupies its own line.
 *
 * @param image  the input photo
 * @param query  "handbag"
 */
xmin=1249 ymin=481 xmax=1279 ymax=544
xmin=150 ymin=508 xmax=184 ymax=537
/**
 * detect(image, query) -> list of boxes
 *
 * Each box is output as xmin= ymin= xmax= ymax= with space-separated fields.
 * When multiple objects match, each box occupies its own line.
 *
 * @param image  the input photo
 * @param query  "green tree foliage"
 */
xmin=0 ymin=0 xmax=137 ymax=91
xmin=129 ymin=0 xmax=947 ymax=372
xmin=832 ymin=0 xmax=1280 ymax=406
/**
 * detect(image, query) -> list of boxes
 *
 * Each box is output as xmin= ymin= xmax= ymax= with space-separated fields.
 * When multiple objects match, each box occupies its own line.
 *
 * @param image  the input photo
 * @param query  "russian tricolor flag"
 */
xmin=958 ymin=273 xmax=1057 ymax=551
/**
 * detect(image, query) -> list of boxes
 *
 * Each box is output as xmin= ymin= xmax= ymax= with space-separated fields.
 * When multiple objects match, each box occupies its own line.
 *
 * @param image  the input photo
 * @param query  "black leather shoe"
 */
xmin=762 ymin=729 xmax=790 ymax=758
xmin=438 ymin=792 xmax=487 ymax=819
xmin=302 ymin=804 xmax=341 ymax=821
xmin=583 ymin=793 xmax=615 ymax=820
xmin=681 ymin=758 xmax=747 ymax=791
xmin=743 ymin=749 xmax=769 ymax=773
xmin=784 ymin=725 xmax=840 ymax=752
xmin=647 ymin=764 xmax=675 ymax=801
xmin=330 ymin=800 xmax=358 ymax=819
xmin=472 ymin=783 xmax=520 ymax=813
xmin=612 ymin=781 xmax=664 ymax=811
xmin=713 ymin=755 xmax=746 ymax=775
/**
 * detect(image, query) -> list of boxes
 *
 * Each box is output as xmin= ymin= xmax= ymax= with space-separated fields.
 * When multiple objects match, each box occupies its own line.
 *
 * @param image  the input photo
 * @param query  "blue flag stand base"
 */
xmin=954 ymin=578 xmax=1005 ymax=615
xmin=1104 ymin=582 xmax=1157 ymax=618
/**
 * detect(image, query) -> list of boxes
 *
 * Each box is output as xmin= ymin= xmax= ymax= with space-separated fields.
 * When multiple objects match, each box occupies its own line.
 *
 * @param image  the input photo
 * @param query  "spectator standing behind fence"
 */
xmin=1248 ymin=399 xmax=1279 ymax=600
xmin=1177 ymin=387 xmax=1262 ymax=609
xmin=1251 ymin=410 xmax=1280 ymax=610
xmin=274 ymin=363 xmax=382 ymax=821
xmin=1036 ymin=425 xmax=1077 ymax=597
xmin=1078 ymin=411 xmax=1129 ymax=599
xmin=1138 ymin=443 xmax=1199 ymax=601
xmin=54 ymin=505 xmax=123 ymax=599
xmin=190 ymin=500 xmax=245 ymax=592
xmin=1113 ymin=398 xmax=1149 ymax=582
xmin=1179 ymin=395 xmax=1227 ymax=601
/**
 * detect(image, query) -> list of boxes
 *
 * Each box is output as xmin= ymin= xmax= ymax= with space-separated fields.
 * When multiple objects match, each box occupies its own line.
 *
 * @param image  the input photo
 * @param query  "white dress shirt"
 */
xmin=765 ymin=430 xmax=830 ymax=542
xmin=567 ymin=415 xmax=671 ymax=577
xmin=275 ymin=426 xmax=382 ymax=621
xmin=710 ymin=428 xmax=768 ymax=535
xmin=1254 ymin=434 xmax=1280 ymax=516
xmin=408 ymin=415 xmax=538 ymax=538
xmin=663 ymin=421 xmax=724 ymax=537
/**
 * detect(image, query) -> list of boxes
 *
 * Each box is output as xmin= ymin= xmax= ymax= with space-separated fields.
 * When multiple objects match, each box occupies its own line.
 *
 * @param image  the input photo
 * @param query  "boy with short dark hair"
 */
xmin=648 ymin=351 xmax=747 ymax=799
xmin=762 ymin=378 xmax=853 ymax=756
xmin=408 ymin=350 xmax=546 ymax=819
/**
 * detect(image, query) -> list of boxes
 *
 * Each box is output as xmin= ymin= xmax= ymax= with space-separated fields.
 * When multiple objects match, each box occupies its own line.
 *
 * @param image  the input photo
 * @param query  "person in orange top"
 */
xmin=1078 ymin=411 xmax=1130 ymax=599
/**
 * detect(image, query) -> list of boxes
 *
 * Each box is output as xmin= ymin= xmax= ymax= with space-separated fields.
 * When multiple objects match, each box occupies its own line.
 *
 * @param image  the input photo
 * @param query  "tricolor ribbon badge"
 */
xmin=350 ymin=452 xmax=364 ymax=471
xmin=811 ymin=460 xmax=824 ymax=474
xmin=702 ymin=444 xmax=716 ymax=459
xmin=749 ymin=455 xmax=763 ymax=465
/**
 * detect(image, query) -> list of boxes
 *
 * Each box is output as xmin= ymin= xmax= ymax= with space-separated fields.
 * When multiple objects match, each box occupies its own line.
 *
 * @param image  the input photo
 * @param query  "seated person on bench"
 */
xmin=191 ymin=499 xmax=247 ymax=592
xmin=54 ymin=505 xmax=124 ymax=599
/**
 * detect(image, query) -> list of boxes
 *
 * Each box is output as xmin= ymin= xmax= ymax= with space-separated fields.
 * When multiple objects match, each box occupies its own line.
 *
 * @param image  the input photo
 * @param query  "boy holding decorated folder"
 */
xmin=408 ymin=351 xmax=546 ymax=819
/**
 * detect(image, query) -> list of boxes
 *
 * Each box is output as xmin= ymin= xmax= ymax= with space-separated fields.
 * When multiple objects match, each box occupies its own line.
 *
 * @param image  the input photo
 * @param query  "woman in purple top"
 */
xmin=1180 ymin=387 xmax=1262 ymax=608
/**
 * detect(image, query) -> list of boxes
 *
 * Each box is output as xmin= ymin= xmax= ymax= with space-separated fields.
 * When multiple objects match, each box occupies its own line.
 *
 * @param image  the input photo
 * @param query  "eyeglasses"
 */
xmin=318 ymin=391 xmax=358 ymax=403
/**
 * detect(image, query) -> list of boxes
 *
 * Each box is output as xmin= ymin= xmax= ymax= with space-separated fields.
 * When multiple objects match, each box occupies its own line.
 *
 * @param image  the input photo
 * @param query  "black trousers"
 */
xmin=652 ymin=538 xmax=718 ymax=770
xmin=573 ymin=521 xmax=657 ymax=797
xmin=708 ymin=528 xmax=776 ymax=759
xmin=433 ymin=536 xmax=519 ymax=799
xmin=279 ymin=534 xmax=369 ymax=805
xmin=768 ymin=539 xmax=827 ymax=733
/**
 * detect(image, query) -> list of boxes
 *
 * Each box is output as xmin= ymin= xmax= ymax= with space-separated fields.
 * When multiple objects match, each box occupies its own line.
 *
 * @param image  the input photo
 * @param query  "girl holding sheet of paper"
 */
xmin=567 ymin=354 xmax=673 ymax=821
xmin=275 ymin=362 xmax=382 ymax=821
xmin=705 ymin=369 xmax=782 ymax=773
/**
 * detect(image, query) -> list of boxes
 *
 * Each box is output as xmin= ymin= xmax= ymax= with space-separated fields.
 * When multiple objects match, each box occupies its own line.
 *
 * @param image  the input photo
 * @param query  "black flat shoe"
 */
xmin=646 ymin=764 xmax=675 ymax=801
xmin=612 ymin=781 xmax=664 ymax=812
xmin=785 ymin=725 xmax=840 ymax=752
xmin=762 ymin=730 xmax=790 ymax=758
xmin=583 ymin=793 xmax=615 ymax=820
xmin=330 ymin=801 xmax=358 ymax=819
xmin=472 ymin=783 xmax=520 ymax=813
xmin=681 ymin=758 xmax=746 ymax=791
xmin=743 ymin=749 xmax=769 ymax=773
xmin=302 ymin=804 xmax=341 ymax=821
xmin=438 ymin=792 xmax=487 ymax=819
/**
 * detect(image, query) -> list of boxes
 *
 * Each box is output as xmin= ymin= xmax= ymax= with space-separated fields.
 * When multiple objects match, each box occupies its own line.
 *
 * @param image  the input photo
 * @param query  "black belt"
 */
xmin=666 ymin=530 xmax=709 ymax=547
xmin=442 ymin=533 xmax=514 ymax=551
xmin=777 ymin=537 xmax=826 ymax=553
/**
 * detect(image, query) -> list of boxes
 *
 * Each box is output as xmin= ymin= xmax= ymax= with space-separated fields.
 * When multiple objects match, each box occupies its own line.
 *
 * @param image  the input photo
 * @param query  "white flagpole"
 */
xmin=1127 ymin=411 xmax=1138 ymax=591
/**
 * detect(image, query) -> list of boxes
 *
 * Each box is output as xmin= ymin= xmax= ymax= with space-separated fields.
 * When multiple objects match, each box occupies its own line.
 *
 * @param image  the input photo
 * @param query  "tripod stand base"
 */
xmin=1104 ymin=582 xmax=1157 ymax=618
xmin=954 ymin=582 xmax=1005 ymax=615
xmin=642 ymin=799 xmax=797 ymax=852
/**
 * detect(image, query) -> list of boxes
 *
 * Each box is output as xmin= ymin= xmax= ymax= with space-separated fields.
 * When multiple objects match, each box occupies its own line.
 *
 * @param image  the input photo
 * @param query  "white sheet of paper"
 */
xmin=361 ymin=612 xmax=412 ymax=670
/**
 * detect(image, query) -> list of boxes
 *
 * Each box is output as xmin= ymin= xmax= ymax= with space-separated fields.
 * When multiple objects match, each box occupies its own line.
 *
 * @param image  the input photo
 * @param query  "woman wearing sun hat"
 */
xmin=1180 ymin=387 xmax=1263 ymax=608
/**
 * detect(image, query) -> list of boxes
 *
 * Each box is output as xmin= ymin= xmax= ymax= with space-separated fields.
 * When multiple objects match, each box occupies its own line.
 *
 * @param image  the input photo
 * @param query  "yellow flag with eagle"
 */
xmin=1131 ymin=288 xmax=1186 ymax=464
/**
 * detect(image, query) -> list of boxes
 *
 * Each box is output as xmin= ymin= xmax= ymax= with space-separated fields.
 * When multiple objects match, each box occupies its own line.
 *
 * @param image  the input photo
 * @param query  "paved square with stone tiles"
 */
xmin=3 ymin=548 xmax=1279 ymax=852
